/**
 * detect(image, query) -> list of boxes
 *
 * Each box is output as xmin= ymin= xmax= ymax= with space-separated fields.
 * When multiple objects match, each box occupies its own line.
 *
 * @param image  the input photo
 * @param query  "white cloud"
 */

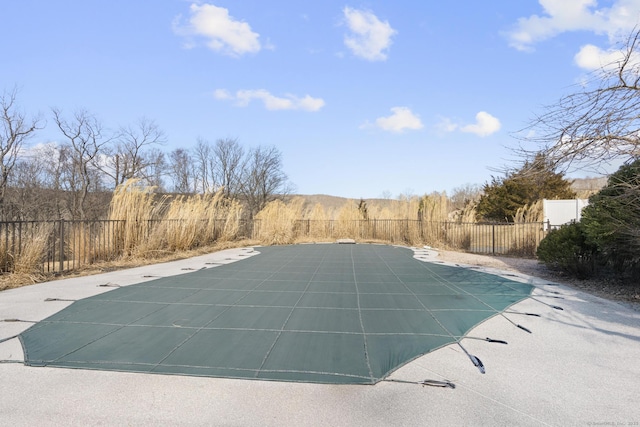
xmin=574 ymin=43 xmax=640 ymax=71
xmin=215 ymin=89 xmax=325 ymax=111
xmin=436 ymin=112 xmax=501 ymax=137
xmin=173 ymin=3 xmax=262 ymax=57
xmin=460 ymin=112 xmax=501 ymax=137
xmin=505 ymin=0 xmax=640 ymax=51
xmin=213 ymin=88 xmax=232 ymax=99
xmin=343 ymin=7 xmax=397 ymax=61
xmin=373 ymin=107 xmax=423 ymax=133
xmin=435 ymin=116 xmax=458 ymax=134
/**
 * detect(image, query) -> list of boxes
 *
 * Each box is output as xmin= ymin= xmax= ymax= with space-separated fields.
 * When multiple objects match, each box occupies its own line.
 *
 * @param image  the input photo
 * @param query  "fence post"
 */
xmin=492 ymin=224 xmax=495 ymax=255
xmin=59 ymin=220 xmax=65 ymax=272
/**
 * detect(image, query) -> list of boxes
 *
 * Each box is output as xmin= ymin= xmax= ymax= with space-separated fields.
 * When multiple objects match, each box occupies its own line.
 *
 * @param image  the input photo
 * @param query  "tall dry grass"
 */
xmin=137 ymin=191 xmax=243 ymax=257
xmin=333 ymin=202 xmax=365 ymax=239
xmin=106 ymin=180 xmax=244 ymax=258
xmin=2 ymin=182 xmax=556 ymax=289
xmin=12 ymin=223 xmax=53 ymax=275
xmin=443 ymin=203 xmax=477 ymax=251
xmin=254 ymin=198 xmax=304 ymax=245
xmin=303 ymin=203 xmax=332 ymax=240
xmin=367 ymin=196 xmax=422 ymax=220
xmin=251 ymin=193 xmax=457 ymax=247
xmin=108 ymin=180 xmax=165 ymax=255
xmin=0 ymin=224 xmax=52 ymax=289
xmin=413 ymin=193 xmax=448 ymax=246
xmin=509 ymin=200 xmax=545 ymax=255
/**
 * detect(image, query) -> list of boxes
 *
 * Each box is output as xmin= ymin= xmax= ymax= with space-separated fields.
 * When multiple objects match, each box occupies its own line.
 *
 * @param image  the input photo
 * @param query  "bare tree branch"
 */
xmin=239 ymin=145 xmax=291 ymax=217
xmin=213 ymin=137 xmax=243 ymax=198
xmin=192 ymin=138 xmax=217 ymax=193
xmin=52 ymin=107 xmax=113 ymax=219
xmin=169 ymin=148 xmax=193 ymax=194
xmin=103 ymin=117 xmax=166 ymax=187
xmin=0 ymin=87 xmax=42 ymax=218
xmin=518 ymin=27 xmax=640 ymax=173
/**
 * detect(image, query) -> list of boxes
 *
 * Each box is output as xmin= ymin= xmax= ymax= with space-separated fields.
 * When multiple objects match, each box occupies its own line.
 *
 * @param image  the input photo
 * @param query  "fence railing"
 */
xmin=283 ymin=220 xmax=548 ymax=256
xmin=0 ymin=218 xmax=550 ymax=275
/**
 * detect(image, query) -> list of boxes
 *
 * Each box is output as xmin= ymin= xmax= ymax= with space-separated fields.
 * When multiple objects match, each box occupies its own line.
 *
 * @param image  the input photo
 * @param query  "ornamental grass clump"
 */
xmin=303 ymin=203 xmax=332 ymax=241
xmin=13 ymin=223 xmax=53 ymax=275
xmin=334 ymin=202 xmax=363 ymax=239
xmin=161 ymin=195 xmax=212 ymax=251
xmin=143 ymin=189 xmax=244 ymax=255
xmin=255 ymin=198 xmax=304 ymax=245
xmin=511 ymin=200 xmax=544 ymax=256
xmin=108 ymin=179 xmax=166 ymax=255
xmin=108 ymin=180 xmax=244 ymax=258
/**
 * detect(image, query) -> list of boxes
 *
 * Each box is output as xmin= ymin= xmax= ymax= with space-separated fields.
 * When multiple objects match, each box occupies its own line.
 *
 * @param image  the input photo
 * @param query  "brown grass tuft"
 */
xmin=13 ymin=223 xmax=53 ymax=275
xmin=108 ymin=179 xmax=167 ymax=255
xmin=255 ymin=198 xmax=304 ymax=245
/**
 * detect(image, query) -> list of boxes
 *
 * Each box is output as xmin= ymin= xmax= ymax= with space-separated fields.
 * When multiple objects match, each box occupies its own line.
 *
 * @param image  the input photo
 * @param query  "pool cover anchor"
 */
xmin=531 ymin=297 xmax=564 ymax=311
xmin=452 ymin=342 xmax=485 ymax=374
xmin=505 ymin=311 xmax=541 ymax=317
xmin=384 ymin=378 xmax=456 ymax=389
xmin=485 ymin=337 xmax=508 ymax=344
xmin=499 ymin=282 xmax=566 ymax=311
xmin=98 ymin=283 xmax=121 ymax=288
xmin=467 ymin=352 xmax=485 ymax=374
xmin=492 ymin=291 xmax=565 ymax=332
xmin=465 ymin=336 xmax=509 ymax=345
xmin=517 ymin=324 xmax=532 ymax=333
xmin=421 ymin=379 xmax=456 ymax=389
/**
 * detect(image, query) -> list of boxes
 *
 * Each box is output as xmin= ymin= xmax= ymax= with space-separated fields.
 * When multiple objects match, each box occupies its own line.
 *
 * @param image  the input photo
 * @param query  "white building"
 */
xmin=543 ymin=199 xmax=589 ymax=229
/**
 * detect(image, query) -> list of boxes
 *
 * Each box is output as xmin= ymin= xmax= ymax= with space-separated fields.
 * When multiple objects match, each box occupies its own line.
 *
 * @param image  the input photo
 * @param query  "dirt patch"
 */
xmin=436 ymin=250 xmax=640 ymax=312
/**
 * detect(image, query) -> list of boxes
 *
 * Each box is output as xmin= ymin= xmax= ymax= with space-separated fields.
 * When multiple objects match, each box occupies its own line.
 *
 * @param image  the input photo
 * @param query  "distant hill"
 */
xmin=289 ymin=194 xmax=411 ymax=212
xmin=571 ymin=177 xmax=607 ymax=197
xmin=290 ymin=176 xmax=608 ymax=215
xmin=571 ymin=176 xmax=607 ymax=190
xmin=289 ymin=194 xmax=353 ymax=211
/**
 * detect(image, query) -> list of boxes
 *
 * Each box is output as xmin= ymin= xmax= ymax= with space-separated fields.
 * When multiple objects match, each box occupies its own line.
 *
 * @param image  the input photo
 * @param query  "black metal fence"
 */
xmin=0 ymin=219 xmax=549 ymax=275
xmin=0 ymin=220 xmax=127 ymax=274
xmin=284 ymin=220 xmax=548 ymax=256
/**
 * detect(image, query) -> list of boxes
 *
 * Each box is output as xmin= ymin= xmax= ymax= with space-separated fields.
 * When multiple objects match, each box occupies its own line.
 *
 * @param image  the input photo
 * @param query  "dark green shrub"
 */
xmin=581 ymin=159 xmax=640 ymax=278
xmin=477 ymin=154 xmax=575 ymax=222
xmin=536 ymin=222 xmax=597 ymax=279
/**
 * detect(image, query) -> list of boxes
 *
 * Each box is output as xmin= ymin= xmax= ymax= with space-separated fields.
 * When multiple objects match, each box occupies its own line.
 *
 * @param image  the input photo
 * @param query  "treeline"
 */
xmin=1 ymin=88 xmax=290 ymax=221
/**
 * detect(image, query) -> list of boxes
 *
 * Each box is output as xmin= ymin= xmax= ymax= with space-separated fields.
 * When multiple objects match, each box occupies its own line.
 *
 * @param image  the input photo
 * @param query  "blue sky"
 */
xmin=2 ymin=0 xmax=639 ymax=198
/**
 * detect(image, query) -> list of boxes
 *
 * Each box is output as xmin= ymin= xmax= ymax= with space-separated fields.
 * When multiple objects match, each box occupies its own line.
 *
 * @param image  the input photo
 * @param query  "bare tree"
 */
xmin=450 ymin=183 xmax=483 ymax=210
xmin=143 ymin=147 xmax=167 ymax=190
xmin=105 ymin=117 xmax=166 ymax=187
xmin=52 ymin=108 xmax=113 ymax=219
xmin=213 ymin=137 xmax=244 ymax=198
xmin=239 ymin=145 xmax=291 ymax=217
xmin=0 ymin=87 xmax=42 ymax=218
xmin=40 ymin=143 xmax=67 ymax=192
xmin=192 ymin=138 xmax=217 ymax=193
xmin=169 ymin=148 xmax=193 ymax=193
xmin=522 ymin=28 xmax=640 ymax=172
xmin=16 ymin=143 xmax=68 ymax=218
xmin=379 ymin=190 xmax=393 ymax=200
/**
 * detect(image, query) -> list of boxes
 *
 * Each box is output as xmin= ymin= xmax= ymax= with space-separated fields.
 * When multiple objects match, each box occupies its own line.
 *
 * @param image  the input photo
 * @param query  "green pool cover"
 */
xmin=20 ymin=244 xmax=533 ymax=384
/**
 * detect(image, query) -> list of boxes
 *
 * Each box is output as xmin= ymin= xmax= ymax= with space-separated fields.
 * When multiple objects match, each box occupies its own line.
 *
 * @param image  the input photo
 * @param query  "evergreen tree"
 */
xmin=476 ymin=154 xmax=575 ymax=222
xmin=581 ymin=158 xmax=640 ymax=276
